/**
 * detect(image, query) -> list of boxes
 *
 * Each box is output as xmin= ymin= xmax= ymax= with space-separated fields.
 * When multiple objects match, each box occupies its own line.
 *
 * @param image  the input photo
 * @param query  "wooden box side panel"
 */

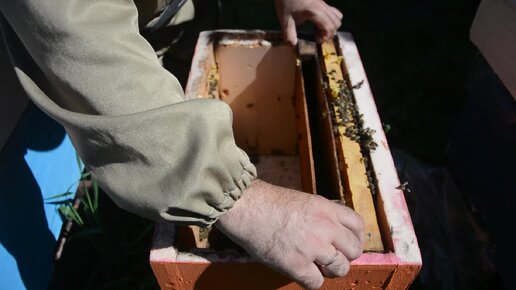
xmin=150 ymin=224 xmax=405 ymax=290
xmin=295 ymin=64 xmax=317 ymax=193
xmin=319 ymin=41 xmax=384 ymax=252
xmin=386 ymin=264 xmax=422 ymax=290
xmin=185 ymin=31 xmax=216 ymax=100
xmin=336 ymin=32 xmax=422 ymax=265
xmin=151 ymin=30 xmax=422 ymax=290
xmin=150 ymin=260 xmax=397 ymax=290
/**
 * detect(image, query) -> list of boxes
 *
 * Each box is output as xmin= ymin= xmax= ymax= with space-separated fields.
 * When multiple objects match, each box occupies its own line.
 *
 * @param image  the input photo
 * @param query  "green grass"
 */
xmin=49 ymin=191 xmax=158 ymax=290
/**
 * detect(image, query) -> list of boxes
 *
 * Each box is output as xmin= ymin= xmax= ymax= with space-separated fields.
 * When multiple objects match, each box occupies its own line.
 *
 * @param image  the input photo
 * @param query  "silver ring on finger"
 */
xmin=321 ymin=249 xmax=339 ymax=267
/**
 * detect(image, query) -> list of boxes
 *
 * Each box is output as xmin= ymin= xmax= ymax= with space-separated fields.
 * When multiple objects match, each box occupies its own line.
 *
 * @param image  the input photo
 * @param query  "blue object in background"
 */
xmin=0 ymin=103 xmax=81 ymax=290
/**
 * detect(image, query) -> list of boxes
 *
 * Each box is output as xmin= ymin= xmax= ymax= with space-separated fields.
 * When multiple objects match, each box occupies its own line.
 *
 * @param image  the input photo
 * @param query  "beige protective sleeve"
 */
xmin=0 ymin=0 xmax=256 ymax=226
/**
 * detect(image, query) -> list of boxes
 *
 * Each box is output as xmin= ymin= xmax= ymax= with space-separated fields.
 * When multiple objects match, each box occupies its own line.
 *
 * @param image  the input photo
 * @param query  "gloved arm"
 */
xmin=0 ymin=0 xmax=256 ymax=226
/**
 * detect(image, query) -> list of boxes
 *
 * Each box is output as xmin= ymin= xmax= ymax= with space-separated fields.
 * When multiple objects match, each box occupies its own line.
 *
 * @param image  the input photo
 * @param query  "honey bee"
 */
xmin=396 ymin=181 xmax=411 ymax=193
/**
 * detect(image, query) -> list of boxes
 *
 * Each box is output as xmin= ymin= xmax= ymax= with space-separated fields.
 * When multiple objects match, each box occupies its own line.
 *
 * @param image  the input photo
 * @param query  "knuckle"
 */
xmin=333 ymin=8 xmax=343 ymax=19
xmin=349 ymin=243 xmax=363 ymax=260
xmin=303 ymin=9 xmax=317 ymax=20
xmin=312 ymin=275 xmax=325 ymax=289
xmin=298 ymin=272 xmax=323 ymax=290
xmin=325 ymin=257 xmax=350 ymax=278
xmin=286 ymin=37 xmax=297 ymax=46
xmin=338 ymin=260 xmax=351 ymax=277
xmin=322 ymin=28 xmax=331 ymax=37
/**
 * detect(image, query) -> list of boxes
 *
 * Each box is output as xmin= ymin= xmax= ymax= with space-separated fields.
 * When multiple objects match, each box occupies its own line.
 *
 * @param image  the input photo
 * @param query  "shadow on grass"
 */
xmin=48 ymin=191 xmax=159 ymax=290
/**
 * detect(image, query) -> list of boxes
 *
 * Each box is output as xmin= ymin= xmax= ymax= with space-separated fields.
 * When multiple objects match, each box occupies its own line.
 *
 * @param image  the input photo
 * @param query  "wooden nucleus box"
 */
xmin=150 ymin=31 xmax=422 ymax=290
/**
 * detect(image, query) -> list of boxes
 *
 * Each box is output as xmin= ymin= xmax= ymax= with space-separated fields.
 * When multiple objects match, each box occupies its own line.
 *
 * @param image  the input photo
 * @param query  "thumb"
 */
xmin=281 ymin=15 xmax=298 ymax=46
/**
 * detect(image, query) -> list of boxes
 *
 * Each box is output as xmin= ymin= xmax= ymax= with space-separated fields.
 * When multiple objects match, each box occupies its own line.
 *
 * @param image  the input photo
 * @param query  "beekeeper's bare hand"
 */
xmin=274 ymin=0 xmax=343 ymax=45
xmin=215 ymin=179 xmax=364 ymax=290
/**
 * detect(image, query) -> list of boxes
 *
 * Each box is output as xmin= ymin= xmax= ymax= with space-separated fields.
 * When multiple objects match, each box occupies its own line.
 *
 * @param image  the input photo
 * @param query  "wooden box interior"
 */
xmin=181 ymin=32 xmax=390 ymax=253
xmin=151 ymin=31 xmax=422 ymax=290
xmin=213 ymin=38 xmax=315 ymax=193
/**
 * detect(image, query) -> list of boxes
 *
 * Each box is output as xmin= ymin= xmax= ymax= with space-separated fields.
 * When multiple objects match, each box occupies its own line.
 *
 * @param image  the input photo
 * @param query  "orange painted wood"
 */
xmin=150 ymin=256 xmax=397 ymax=290
xmin=320 ymin=41 xmax=384 ymax=252
xmin=173 ymin=226 xmax=199 ymax=249
xmin=150 ymin=224 xmax=408 ymax=290
xmin=312 ymin=53 xmax=345 ymax=200
xmin=154 ymin=30 xmax=423 ymax=290
xmin=386 ymin=264 xmax=421 ymax=290
xmin=216 ymin=44 xmax=298 ymax=155
xmin=295 ymin=62 xmax=317 ymax=194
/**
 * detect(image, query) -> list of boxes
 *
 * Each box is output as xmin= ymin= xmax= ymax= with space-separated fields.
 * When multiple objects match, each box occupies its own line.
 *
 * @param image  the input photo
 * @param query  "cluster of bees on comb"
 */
xmin=323 ymin=51 xmax=379 ymax=194
xmin=207 ymin=64 xmax=219 ymax=99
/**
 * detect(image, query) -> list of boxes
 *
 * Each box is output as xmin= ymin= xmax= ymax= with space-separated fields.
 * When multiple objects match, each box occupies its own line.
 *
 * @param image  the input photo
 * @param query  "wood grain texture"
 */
xmin=336 ymin=32 xmax=421 ymax=264
xmin=184 ymin=32 xmax=216 ymax=100
xmin=151 ymin=31 xmax=422 ymax=290
xmin=312 ymin=55 xmax=345 ymax=200
xmin=294 ymin=62 xmax=317 ymax=194
xmin=320 ymin=41 xmax=384 ymax=252
xmin=216 ymin=44 xmax=298 ymax=155
xmin=386 ymin=264 xmax=421 ymax=290
xmin=150 ymin=259 xmax=396 ymax=290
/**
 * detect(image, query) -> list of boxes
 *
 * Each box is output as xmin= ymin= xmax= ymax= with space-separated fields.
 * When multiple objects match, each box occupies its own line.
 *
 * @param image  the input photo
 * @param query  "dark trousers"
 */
xmin=448 ymin=54 xmax=516 ymax=289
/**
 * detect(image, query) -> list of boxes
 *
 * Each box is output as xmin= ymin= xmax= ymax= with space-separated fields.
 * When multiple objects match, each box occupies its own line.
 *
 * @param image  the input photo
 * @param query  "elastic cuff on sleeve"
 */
xmin=206 ymin=161 xmax=256 ymax=225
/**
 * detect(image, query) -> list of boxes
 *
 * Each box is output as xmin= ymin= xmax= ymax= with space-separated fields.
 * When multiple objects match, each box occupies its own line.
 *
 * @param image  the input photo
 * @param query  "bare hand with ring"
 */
xmin=216 ymin=179 xmax=365 ymax=290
